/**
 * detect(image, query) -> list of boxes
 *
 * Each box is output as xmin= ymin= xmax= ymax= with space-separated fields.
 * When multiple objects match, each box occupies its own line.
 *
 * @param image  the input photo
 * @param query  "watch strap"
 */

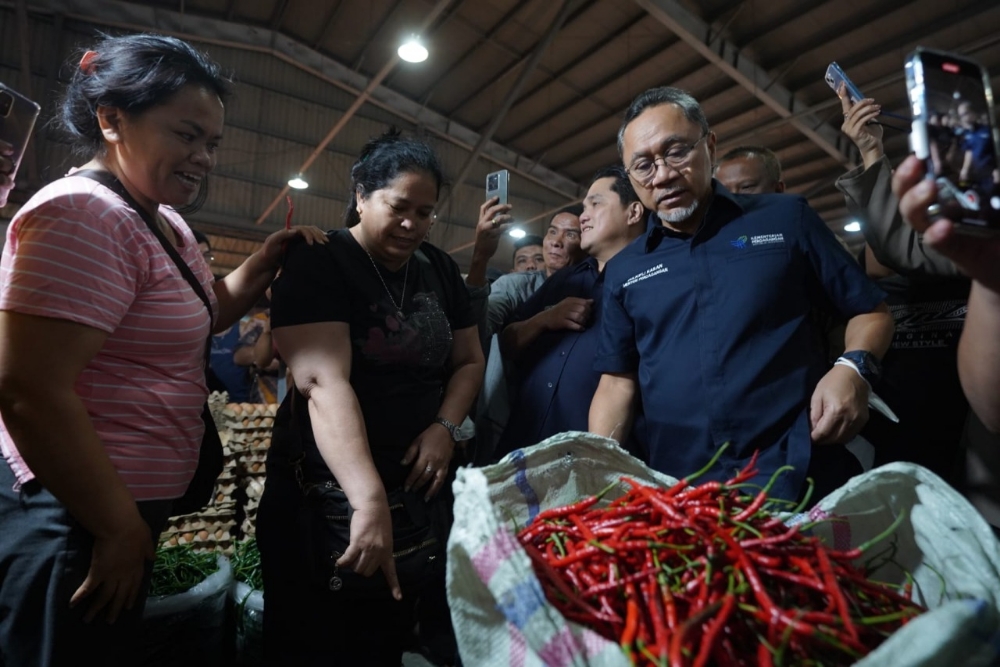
xmin=433 ymin=417 xmax=460 ymax=442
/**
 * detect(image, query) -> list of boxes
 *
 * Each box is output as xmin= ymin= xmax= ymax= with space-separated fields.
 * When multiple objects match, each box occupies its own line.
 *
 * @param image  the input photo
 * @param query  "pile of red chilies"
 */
xmin=516 ymin=451 xmax=925 ymax=667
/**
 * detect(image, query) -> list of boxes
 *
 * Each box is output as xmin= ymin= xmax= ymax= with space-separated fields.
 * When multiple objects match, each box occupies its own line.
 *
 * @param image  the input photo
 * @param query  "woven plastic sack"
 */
xmin=448 ymin=431 xmax=1000 ymax=667
xmin=141 ymin=555 xmax=233 ymax=667
xmin=231 ymin=581 xmax=265 ymax=667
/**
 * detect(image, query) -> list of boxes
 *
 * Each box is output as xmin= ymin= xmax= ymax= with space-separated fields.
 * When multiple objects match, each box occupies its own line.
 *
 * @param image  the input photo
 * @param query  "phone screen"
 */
xmin=910 ymin=50 xmax=1000 ymax=230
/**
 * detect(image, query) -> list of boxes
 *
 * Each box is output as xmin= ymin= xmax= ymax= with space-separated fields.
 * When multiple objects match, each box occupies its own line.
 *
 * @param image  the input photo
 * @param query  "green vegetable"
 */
xmin=149 ymin=545 xmax=220 ymax=597
xmin=232 ymin=539 xmax=263 ymax=591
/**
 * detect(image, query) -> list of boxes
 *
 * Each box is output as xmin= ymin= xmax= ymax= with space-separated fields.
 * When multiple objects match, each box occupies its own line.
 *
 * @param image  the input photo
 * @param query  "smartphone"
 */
xmin=486 ymin=169 xmax=509 ymax=206
xmin=0 ymin=83 xmax=41 ymax=207
xmin=825 ymin=62 xmax=865 ymax=105
xmin=905 ymin=48 xmax=1000 ymax=233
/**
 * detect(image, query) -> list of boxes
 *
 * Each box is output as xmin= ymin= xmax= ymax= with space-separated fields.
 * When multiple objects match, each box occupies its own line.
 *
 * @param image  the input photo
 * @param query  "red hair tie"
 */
xmin=79 ymin=50 xmax=99 ymax=74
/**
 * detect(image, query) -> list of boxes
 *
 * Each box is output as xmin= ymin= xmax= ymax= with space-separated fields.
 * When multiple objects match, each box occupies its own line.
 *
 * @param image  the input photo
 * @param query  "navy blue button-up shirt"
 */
xmin=496 ymin=257 xmax=645 ymax=459
xmin=595 ymin=182 xmax=887 ymax=499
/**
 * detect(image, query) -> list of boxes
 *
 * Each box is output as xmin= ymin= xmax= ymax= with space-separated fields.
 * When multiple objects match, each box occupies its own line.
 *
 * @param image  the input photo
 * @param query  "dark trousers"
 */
xmin=257 ymin=467 xmax=422 ymax=667
xmin=0 ymin=460 xmax=173 ymax=667
xmin=802 ymin=444 xmax=865 ymax=507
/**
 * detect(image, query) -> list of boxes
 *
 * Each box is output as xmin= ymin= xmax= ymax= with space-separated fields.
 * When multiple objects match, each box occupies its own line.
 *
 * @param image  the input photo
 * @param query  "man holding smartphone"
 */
xmin=465 ymin=199 xmax=584 ymax=463
xmin=589 ymin=86 xmax=894 ymax=502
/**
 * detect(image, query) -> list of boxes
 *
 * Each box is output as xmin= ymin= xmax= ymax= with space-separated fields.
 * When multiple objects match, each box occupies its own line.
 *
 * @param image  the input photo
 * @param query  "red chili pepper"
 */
xmin=691 ymin=593 xmax=735 ymax=667
xmin=533 ymin=495 xmax=603 ymax=524
xmin=519 ymin=465 xmax=922 ymax=663
xmin=816 ymin=542 xmax=860 ymax=643
xmin=620 ymin=597 xmax=640 ymax=657
xmin=643 ymin=576 xmax=669 ymax=659
xmin=740 ymin=524 xmax=802 ymax=548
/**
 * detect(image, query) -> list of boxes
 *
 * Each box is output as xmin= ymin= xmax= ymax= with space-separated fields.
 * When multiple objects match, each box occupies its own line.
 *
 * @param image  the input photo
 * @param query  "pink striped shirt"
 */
xmin=0 ymin=175 xmax=219 ymax=501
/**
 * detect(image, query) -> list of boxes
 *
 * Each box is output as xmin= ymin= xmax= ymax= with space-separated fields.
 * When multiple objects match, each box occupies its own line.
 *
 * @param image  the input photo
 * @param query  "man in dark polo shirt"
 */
xmin=493 ymin=166 xmax=647 ymax=458
xmin=589 ymin=86 xmax=894 ymax=501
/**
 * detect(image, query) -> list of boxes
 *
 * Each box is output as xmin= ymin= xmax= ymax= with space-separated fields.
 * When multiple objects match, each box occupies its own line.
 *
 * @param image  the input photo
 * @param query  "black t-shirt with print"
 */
xmin=270 ymin=229 xmax=475 ymax=489
xmin=861 ymin=274 xmax=970 ymax=483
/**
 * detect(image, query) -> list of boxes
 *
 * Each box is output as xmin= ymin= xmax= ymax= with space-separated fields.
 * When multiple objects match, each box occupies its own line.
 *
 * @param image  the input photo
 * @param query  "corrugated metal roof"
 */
xmin=6 ymin=0 xmax=1000 ymax=269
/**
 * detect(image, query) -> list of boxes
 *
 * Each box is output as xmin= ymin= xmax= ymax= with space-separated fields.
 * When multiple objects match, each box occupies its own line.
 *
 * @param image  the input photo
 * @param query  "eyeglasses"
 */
xmin=625 ymin=130 xmax=709 ymax=185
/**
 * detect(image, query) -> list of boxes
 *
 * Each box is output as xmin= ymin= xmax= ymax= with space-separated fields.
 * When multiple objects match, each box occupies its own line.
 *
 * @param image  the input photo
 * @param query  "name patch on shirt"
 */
xmin=623 ymin=263 xmax=668 ymax=288
xmin=732 ymin=233 xmax=785 ymax=249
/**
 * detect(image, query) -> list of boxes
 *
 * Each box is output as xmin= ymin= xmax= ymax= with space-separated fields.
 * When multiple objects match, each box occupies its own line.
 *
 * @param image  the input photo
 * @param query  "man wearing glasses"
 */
xmin=589 ymin=86 xmax=894 ymax=503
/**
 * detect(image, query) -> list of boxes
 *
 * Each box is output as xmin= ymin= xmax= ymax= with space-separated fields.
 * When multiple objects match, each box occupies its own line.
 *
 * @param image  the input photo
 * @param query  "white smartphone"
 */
xmin=0 ymin=83 xmax=41 ymax=207
xmin=486 ymin=169 xmax=509 ymax=206
xmin=905 ymin=48 xmax=1000 ymax=234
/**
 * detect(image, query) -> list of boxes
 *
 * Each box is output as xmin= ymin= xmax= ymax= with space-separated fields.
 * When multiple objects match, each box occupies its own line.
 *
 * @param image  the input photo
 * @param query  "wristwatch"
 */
xmin=433 ymin=417 xmax=461 ymax=443
xmin=836 ymin=350 xmax=882 ymax=386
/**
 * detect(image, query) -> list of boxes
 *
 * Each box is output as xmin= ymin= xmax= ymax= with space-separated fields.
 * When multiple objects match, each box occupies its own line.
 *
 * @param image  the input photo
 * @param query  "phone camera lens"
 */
xmin=0 ymin=92 xmax=13 ymax=118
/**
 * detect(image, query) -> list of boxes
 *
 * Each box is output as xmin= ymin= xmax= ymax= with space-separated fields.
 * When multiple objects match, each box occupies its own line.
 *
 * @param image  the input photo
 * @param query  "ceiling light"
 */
xmin=843 ymin=221 xmax=862 ymax=233
xmin=398 ymin=36 xmax=428 ymax=63
xmin=287 ymin=174 xmax=308 ymax=190
xmin=508 ymin=228 xmax=526 ymax=239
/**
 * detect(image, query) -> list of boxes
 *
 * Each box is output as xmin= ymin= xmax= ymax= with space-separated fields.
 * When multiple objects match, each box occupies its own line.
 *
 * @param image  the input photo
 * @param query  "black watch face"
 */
xmin=856 ymin=352 xmax=880 ymax=381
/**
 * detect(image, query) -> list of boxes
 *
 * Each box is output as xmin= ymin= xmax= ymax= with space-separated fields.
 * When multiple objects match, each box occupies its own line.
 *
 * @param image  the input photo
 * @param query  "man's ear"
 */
xmin=95 ymin=106 xmax=125 ymax=145
xmin=627 ymin=201 xmax=645 ymax=227
xmin=775 ymin=180 xmax=786 ymax=193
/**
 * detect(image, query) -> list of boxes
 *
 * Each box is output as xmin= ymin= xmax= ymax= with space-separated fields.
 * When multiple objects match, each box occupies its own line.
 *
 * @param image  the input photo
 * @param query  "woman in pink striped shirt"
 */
xmin=0 ymin=34 xmax=324 ymax=667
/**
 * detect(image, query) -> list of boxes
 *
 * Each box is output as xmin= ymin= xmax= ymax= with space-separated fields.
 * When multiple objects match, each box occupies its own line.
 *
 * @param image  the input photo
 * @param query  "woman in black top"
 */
xmin=258 ymin=130 xmax=484 ymax=665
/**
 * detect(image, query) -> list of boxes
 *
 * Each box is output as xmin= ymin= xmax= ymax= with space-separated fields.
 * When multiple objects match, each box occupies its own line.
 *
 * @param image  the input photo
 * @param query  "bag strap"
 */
xmin=75 ymin=169 xmax=214 ymax=368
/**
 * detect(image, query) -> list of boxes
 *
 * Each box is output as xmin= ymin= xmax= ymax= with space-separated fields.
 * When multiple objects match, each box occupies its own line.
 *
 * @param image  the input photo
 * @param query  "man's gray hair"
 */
xmin=718 ymin=145 xmax=783 ymax=184
xmin=617 ymin=87 xmax=710 ymax=157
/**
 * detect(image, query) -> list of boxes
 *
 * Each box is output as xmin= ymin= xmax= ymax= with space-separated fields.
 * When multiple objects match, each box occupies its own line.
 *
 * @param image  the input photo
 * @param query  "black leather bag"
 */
xmin=300 ymin=479 xmax=445 ymax=598
xmin=75 ymin=170 xmax=223 ymax=515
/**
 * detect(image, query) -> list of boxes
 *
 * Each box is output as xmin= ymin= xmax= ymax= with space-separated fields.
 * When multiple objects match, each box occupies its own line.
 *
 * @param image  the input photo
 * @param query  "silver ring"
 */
xmin=425 ymin=465 xmax=434 ymax=474
xmin=491 ymin=217 xmax=499 ymax=229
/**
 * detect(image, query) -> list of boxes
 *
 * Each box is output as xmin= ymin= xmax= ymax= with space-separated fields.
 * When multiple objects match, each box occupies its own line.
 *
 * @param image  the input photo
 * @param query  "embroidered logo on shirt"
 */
xmin=731 ymin=233 xmax=785 ymax=249
xmin=750 ymin=233 xmax=785 ymax=246
xmin=623 ymin=263 xmax=669 ymax=287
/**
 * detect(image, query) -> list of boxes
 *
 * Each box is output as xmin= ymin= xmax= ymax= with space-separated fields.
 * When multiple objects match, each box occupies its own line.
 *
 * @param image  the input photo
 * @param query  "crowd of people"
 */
xmin=0 ymin=30 xmax=998 ymax=667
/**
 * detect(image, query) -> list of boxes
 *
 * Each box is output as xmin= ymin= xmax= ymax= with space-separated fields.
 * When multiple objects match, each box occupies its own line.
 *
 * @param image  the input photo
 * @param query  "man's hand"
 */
xmin=839 ymin=86 xmax=884 ymax=169
xmin=893 ymin=155 xmax=1000 ymax=292
xmin=471 ymin=197 xmax=514 ymax=261
xmin=70 ymin=510 xmax=153 ymax=623
xmin=809 ymin=364 xmax=870 ymax=445
xmin=542 ymin=297 xmax=593 ymax=332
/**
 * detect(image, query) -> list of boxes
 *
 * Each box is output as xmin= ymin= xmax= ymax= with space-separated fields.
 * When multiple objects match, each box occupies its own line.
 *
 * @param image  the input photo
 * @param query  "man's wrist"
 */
xmin=833 ymin=358 xmax=871 ymax=390
xmin=834 ymin=349 xmax=882 ymax=391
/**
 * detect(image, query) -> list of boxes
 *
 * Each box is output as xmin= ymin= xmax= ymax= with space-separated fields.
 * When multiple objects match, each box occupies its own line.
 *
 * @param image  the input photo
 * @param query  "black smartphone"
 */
xmin=485 ymin=169 xmax=509 ymax=206
xmin=0 ymin=83 xmax=41 ymax=207
xmin=825 ymin=62 xmax=865 ymax=105
xmin=905 ymin=48 xmax=1000 ymax=233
